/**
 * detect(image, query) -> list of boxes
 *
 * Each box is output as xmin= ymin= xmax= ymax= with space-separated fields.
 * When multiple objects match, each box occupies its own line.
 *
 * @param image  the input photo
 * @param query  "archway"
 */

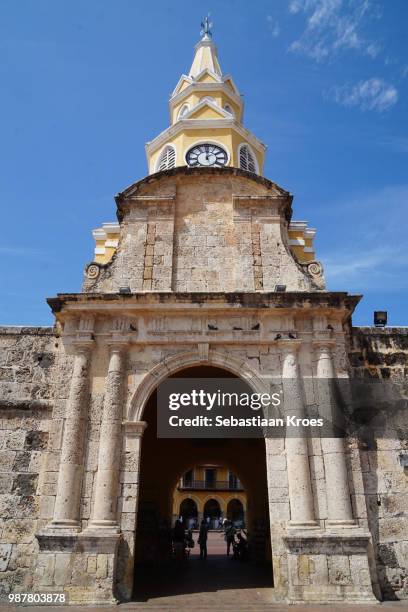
xmin=227 ymin=498 xmax=245 ymax=527
xmin=132 ymin=364 xmax=273 ymax=602
xmin=203 ymin=498 xmax=222 ymax=529
xmin=179 ymin=498 xmax=198 ymax=528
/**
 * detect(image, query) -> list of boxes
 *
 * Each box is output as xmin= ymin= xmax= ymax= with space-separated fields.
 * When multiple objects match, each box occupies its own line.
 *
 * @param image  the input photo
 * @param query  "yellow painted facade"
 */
xmin=172 ymin=465 xmax=247 ymax=527
xmin=145 ymin=30 xmax=266 ymax=175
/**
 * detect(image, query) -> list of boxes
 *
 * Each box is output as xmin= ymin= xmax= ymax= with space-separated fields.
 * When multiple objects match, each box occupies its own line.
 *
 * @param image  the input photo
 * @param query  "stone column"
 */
xmin=51 ymin=342 xmax=93 ymax=530
xmin=88 ymin=343 xmax=127 ymax=531
xmin=279 ymin=340 xmax=318 ymax=527
xmin=314 ymin=341 xmax=355 ymax=526
xmin=117 ymin=420 xmax=147 ymax=601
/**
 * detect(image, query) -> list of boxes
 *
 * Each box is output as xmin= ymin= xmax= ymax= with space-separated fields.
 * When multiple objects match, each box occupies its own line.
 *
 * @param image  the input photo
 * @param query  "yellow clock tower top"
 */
xmin=145 ymin=18 xmax=267 ymax=175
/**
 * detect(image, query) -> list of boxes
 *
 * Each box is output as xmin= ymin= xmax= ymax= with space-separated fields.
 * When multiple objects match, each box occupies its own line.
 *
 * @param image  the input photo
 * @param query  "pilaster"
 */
xmin=278 ymin=340 xmax=318 ymax=528
xmin=49 ymin=337 xmax=94 ymax=532
xmin=313 ymin=337 xmax=356 ymax=526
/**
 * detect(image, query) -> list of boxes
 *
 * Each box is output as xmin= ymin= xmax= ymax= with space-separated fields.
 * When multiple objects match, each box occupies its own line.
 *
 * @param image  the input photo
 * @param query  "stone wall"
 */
xmin=1 ymin=320 xmax=407 ymax=602
xmin=349 ymin=326 xmax=408 ymax=599
xmin=0 ymin=327 xmax=59 ymax=597
xmin=82 ymin=168 xmax=324 ymax=294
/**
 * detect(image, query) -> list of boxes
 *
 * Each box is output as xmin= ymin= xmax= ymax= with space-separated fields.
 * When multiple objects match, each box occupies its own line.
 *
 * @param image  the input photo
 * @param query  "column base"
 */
xmin=46 ymin=519 xmax=81 ymax=534
xmin=288 ymin=520 xmax=320 ymax=529
xmin=327 ymin=519 xmax=358 ymax=527
xmin=326 ymin=519 xmax=359 ymax=529
xmin=84 ymin=519 xmax=120 ymax=534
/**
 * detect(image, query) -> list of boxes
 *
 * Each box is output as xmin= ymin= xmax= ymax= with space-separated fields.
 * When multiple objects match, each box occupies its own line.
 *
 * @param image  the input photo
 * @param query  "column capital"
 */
xmin=71 ymin=339 xmax=94 ymax=354
xmin=123 ymin=420 xmax=147 ymax=437
xmin=107 ymin=340 xmax=129 ymax=352
xmin=276 ymin=339 xmax=302 ymax=353
xmin=312 ymin=339 xmax=336 ymax=350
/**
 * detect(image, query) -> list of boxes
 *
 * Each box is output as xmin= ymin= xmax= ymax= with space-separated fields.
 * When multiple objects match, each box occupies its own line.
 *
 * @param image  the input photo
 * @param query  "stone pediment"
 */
xmin=116 ymin=167 xmax=291 ymax=203
xmin=79 ymin=167 xmax=328 ymax=295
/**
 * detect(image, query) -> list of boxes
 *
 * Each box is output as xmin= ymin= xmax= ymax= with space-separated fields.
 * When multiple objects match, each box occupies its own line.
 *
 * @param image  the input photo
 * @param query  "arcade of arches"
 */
xmin=174 ymin=464 xmax=247 ymax=528
xmin=177 ymin=495 xmax=246 ymax=529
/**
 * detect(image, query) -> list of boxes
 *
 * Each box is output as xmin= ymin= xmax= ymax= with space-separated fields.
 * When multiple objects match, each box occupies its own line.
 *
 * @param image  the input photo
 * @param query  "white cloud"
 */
xmin=267 ymin=15 xmax=280 ymax=37
xmin=328 ymin=78 xmax=398 ymax=111
xmin=288 ymin=0 xmax=381 ymax=61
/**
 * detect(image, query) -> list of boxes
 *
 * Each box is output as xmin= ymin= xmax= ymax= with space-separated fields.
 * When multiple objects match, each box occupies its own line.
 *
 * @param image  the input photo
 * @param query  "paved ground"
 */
xmin=2 ymin=532 xmax=408 ymax=612
xmin=132 ymin=529 xmax=273 ymax=606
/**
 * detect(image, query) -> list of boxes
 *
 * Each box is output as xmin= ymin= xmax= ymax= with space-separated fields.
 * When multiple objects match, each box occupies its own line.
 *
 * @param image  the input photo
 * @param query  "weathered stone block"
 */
xmin=54 ymin=553 xmax=73 ymax=585
xmin=328 ymin=555 xmax=351 ymax=585
xmin=0 ymin=543 xmax=12 ymax=571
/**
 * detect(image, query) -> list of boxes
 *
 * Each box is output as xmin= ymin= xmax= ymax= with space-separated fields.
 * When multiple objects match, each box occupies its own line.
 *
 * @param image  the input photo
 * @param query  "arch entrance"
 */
xmin=132 ymin=365 xmax=273 ymax=601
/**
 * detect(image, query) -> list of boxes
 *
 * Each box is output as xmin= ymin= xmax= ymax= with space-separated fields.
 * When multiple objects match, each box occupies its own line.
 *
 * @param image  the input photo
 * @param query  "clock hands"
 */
xmin=186 ymin=144 xmax=227 ymax=167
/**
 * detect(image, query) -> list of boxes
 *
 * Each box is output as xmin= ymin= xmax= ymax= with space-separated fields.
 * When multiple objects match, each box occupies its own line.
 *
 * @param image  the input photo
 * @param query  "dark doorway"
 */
xmin=179 ymin=497 xmax=198 ymax=528
xmin=203 ymin=498 xmax=221 ymax=529
xmin=227 ymin=498 xmax=245 ymax=527
xmin=132 ymin=365 xmax=273 ymax=603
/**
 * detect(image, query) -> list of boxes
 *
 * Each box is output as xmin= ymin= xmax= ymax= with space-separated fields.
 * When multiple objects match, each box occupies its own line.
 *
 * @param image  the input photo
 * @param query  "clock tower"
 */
xmin=146 ymin=17 xmax=266 ymax=175
xmin=28 ymin=17 xmax=379 ymax=608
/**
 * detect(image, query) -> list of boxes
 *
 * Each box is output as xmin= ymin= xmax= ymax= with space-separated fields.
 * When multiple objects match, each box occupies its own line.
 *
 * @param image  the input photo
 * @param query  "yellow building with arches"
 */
xmin=172 ymin=464 xmax=247 ymax=529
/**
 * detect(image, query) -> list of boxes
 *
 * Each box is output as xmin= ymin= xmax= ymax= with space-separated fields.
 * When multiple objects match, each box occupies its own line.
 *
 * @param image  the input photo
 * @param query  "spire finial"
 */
xmin=200 ymin=14 xmax=213 ymax=41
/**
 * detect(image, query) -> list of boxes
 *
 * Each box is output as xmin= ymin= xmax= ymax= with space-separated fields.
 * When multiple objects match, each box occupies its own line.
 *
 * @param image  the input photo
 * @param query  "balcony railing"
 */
xmin=179 ymin=479 xmax=244 ymax=491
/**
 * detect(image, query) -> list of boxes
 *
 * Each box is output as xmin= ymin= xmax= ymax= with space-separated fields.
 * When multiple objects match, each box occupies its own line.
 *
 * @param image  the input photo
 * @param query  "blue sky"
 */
xmin=0 ymin=0 xmax=407 ymax=326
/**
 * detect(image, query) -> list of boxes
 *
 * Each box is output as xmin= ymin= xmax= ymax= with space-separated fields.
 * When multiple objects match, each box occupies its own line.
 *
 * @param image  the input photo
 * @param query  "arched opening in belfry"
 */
xmin=132 ymin=365 xmax=273 ymax=602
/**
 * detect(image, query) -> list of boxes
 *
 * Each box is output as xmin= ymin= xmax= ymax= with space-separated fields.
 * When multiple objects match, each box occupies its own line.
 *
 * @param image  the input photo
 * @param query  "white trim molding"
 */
xmin=177 ymin=103 xmax=190 ymax=120
xmin=181 ymin=98 xmax=232 ymax=121
xmin=146 ymin=119 xmax=266 ymax=165
xmin=169 ymin=81 xmax=244 ymax=119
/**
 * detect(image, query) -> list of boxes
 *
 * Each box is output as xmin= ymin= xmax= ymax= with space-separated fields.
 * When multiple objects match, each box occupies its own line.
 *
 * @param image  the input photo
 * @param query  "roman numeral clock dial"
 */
xmin=186 ymin=144 xmax=228 ymax=168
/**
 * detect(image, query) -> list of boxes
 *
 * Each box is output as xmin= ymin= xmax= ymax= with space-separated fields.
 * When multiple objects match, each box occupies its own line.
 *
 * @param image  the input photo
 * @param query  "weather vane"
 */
xmin=200 ymin=14 xmax=213 ymax=40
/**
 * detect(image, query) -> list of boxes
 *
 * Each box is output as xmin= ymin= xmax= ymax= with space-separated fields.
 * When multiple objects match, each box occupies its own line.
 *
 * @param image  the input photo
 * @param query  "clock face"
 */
xmin=186 ymin=143 xmax=228 ymax=168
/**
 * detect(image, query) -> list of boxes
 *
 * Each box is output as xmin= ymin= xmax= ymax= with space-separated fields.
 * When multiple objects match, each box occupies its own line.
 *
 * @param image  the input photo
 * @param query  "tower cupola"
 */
xmin=145 ymin=18 xmax=267 ymax=175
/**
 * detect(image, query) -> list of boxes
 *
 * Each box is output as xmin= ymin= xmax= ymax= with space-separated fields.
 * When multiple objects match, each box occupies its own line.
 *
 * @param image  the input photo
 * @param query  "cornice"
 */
xmin=169 ymin=81 xmax=244 ymax=112
xmin=145 ymin=118 xmax=267 ymax=156
xmin=47 ymin=291 xmax=362 ymax=317
xmin=115 ymin=167 xmax=290 ymax=203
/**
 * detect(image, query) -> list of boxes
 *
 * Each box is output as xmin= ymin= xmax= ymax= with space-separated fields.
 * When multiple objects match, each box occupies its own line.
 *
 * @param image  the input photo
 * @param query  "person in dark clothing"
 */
xmin=198 ymin=519 xmax=208 ymax=560
xmin=233 ymin=531 xmax=248 ymax=560
xmin=173 ymin=519 xmax=185 ymax=560
xmin=224 ymin=520 xmax=235 ymax=556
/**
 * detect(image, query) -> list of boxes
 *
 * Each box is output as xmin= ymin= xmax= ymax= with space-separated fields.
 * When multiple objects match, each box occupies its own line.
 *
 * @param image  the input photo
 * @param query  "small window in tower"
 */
xmin=157 ymin=145 xmax=176 ymax=171
xmin=239 ymin=144 xmax=257 ymax=174
xmin=178 ymin=104 xmax=190 ymax=120
xmin=224 ymin=104 xmax=234 ymax=116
